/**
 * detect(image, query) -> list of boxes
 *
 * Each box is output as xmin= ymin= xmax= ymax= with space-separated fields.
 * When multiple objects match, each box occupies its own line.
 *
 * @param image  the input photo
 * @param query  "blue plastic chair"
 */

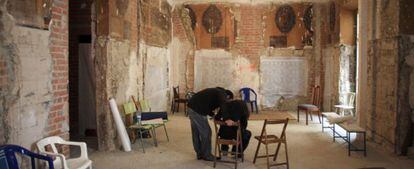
xmin=239 ymin=87 xmax=259 ymax=114
xmin=0 ymin=144 xmax=54 ymax=169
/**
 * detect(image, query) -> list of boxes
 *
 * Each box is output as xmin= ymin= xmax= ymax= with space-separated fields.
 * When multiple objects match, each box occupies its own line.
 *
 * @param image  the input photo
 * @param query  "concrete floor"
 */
xmin=89 ymin=113 xmax=414 ymax=169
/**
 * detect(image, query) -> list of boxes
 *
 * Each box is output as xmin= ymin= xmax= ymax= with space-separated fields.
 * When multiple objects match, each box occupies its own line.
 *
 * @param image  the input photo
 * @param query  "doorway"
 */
xmin=69 ymin=0 xmax=97 ymax=149
xmin=338 ymin=6 xmax=358 ymax=115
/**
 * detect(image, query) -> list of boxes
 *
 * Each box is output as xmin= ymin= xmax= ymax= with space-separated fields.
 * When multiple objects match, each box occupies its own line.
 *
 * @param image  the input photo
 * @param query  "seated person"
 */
xmin=214 ymin=100 xmax=251 ymax=156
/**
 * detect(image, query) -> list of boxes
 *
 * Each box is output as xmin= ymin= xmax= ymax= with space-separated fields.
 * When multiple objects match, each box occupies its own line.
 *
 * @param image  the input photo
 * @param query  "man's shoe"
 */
xmin=197 ymin=155 xmax=202 ymax=160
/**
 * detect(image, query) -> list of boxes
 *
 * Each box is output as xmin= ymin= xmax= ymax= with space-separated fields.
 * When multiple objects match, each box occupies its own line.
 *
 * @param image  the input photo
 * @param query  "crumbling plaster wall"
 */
xmin=172 ymin=1 xmax=329 ymax=110
xmin=141 ymin=43 xmax=169 ymax=111
xmin=171 ymin=6 xmax=197 ymax=94
xmin=358 ymin=0 xmax=401 ymax=152
xmin=138 ymin=0 xmax=172 ymax=111
xmin=320 ymin=0 xmax=341 ymax=112
xmin=94 ymin=0 xmax=140 ymax=150
xmin=0 ymin=0 xmax=70 ymax=148
xmin=94 ymin=0 xmax=171 ymax=150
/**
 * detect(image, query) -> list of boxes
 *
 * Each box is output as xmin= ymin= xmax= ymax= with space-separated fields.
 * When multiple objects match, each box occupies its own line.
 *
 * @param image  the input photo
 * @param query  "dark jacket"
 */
xmin=215 ymin=100 xmax=249 ymax=139
xmin=187 ymin=88 xmax=227 ymax=116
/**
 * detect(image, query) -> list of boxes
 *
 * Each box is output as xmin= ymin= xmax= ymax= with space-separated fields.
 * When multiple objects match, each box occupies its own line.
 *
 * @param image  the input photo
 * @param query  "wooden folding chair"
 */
xmin=253 ymin=118 xmax=289 ymax=169
xmin=213 ymin=120 xmax=244 ymax=169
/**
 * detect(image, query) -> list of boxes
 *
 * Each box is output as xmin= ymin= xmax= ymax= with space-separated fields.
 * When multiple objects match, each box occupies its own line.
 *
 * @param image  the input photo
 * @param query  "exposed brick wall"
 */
xmin=48 ymin=0 xmax=70 ymax=144
xmin=172 ymin=9 xmax=188 ymax=41
xmin=139 ymin=0 xmax=171 ymax=47
xmin=129 ymin=0 xmax=138 ymax=49
xmin=234 ymin=5 xmax=265 ymax=70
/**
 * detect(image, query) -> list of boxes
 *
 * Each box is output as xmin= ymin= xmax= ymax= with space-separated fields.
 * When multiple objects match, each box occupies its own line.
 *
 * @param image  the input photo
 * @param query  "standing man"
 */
xmin=187 ymin=87 xmax=233 ymax=161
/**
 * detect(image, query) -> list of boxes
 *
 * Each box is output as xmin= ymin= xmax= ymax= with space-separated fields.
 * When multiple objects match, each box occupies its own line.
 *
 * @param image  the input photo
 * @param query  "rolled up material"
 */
xmin=109 ymin=98 xmax=132 ymax=152
xmin=327 ymin=115 xmax=353 ymax=124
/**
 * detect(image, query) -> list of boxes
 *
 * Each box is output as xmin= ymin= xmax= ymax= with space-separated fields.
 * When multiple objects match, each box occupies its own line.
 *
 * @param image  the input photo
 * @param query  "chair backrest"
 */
xmin=185 ymin=91 xmax=195 ymax=100
xmin=258 ymin=118 xmax=289 ymax=142
xmin=1 ymin=144 xmax=54 ymax=169
xmin=239 ymin=87 xmax=257 ymax=101
xmin=311 ymin=85 xmax=321 ymax=107
xmin=36 ymin=136 xmax=65 ymax=154
xmin=131 ymin=96 xmax=141 ymax=110
xmin=139 ymin=99 xmax=151 ymax=112
xmin=213 ymin=120 xmax=242 ymax=145
xmin=344 ymin=92 xmax=355 ymax=106
xmin=123 ymin=102 xmax=137 ymax=115
xmin=173 ymin=86 xmax=180 ymax=99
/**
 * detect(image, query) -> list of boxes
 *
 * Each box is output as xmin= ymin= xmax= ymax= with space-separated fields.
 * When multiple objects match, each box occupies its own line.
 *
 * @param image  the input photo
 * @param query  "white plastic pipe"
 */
xmin=109 ymin=98 xmax=132 ymax=152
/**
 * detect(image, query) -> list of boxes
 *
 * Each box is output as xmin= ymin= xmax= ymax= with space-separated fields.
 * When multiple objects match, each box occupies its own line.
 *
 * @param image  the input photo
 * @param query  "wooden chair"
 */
xmin=253 ymin=119 xmax=289 ymax=169
xmin=213 ymin=120 xmax=244 ymax=169
xmin=171 ymin=86 xmax=188 ymax=114
xmin=297 ymin=85 xmax=321 ymax=125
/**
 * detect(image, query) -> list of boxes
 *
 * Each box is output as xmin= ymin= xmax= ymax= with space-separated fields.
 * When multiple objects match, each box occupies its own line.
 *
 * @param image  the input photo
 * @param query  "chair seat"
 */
xmin=298 ymin=104 xmax=319 ymax=110
xmin=67 ymin=158 xmax=92 ymax=169
xmin=254 ymin=135 xmax=284 ymax=144
xmin=217 ymin=138 xmax=240 ymax=145
xmin=174 ymin=98 xmax=187 ymax=102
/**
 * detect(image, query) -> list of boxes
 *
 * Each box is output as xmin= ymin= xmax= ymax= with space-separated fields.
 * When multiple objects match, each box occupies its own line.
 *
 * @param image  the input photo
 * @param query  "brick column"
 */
xmin=47 ymin=0 xmax=70 ymax=144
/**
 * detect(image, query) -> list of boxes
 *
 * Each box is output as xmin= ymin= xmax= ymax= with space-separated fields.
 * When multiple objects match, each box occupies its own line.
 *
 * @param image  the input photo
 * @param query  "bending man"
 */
xmin=214 ymin=100 xmax=251 ymax=156
xmin=187 ymin=87 xmax=233 ymax=161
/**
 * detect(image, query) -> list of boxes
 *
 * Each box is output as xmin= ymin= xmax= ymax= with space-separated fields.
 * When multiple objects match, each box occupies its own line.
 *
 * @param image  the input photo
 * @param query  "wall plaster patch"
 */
xmin=10 ymin=26 xmax=53 ymax=147
xmin=143 ymin=45 xmax=169 ymax=111
xmin=194 ymin=49 xmax=235 ymax=92
xmin=260 ymin=56 xmax=307 ymax=108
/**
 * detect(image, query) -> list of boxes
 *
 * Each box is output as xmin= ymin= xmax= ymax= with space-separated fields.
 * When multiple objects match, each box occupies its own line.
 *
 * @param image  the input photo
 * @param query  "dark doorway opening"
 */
xmin=69 ymin=0 xmax=97 ymax=150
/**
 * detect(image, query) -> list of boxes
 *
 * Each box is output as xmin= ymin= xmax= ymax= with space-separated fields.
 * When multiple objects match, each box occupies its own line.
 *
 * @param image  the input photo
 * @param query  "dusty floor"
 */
xmin=89 ymin=113 xmax=414 ymax=169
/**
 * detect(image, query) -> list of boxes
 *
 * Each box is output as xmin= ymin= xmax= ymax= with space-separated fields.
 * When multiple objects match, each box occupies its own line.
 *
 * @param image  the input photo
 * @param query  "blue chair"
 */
xmin=239 ymin=87 xmax=259 ymax=114
xmin=0 ymin=144 xmax=54 ymax=169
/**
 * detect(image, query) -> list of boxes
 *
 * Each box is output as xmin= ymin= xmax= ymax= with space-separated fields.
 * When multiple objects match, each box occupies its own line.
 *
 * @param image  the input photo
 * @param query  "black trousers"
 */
xmin=221 ymin=129 xmax=251 ymax=153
